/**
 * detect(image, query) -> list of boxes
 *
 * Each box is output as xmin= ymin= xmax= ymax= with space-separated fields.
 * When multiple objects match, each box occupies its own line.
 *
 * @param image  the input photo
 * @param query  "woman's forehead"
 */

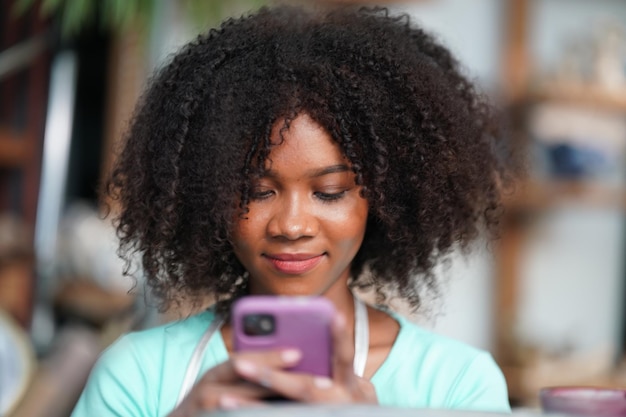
xmin=258 ymin=113 xmax=350 ymax=174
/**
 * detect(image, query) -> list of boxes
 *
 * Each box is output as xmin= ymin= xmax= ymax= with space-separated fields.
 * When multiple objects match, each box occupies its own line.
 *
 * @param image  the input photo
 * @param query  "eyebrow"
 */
xmin=262 ymin=164 xmax=351 ymax=178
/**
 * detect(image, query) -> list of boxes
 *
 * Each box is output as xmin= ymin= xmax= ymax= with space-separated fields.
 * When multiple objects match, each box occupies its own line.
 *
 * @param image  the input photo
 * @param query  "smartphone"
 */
xmin=231 ymin=295 xmax=335 ymax=377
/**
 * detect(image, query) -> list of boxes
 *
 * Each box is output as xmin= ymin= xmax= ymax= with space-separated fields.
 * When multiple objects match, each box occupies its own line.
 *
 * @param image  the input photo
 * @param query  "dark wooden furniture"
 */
xmin=0 ymin=0 xmax=52 ymax=328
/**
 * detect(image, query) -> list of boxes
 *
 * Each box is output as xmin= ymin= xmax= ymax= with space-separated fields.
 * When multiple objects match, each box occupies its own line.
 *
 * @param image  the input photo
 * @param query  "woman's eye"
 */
xmin=250 ymin=189 xmax=274 ymax=200
xmin=315 ymin=191 xmax=346 ymax=202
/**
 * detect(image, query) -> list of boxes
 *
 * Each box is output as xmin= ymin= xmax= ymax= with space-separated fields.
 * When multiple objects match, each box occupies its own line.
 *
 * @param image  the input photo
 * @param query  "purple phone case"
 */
xmin=232 ymin=296 xmax=335 ymax=377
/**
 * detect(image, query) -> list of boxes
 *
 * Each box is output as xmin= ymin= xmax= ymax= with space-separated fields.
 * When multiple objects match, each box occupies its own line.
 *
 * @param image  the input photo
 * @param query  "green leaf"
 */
xmin=100 ymin=0 xmax=115 ymax=27
xmin=99 ymin=0 xmax=153 ymax=33
xmin=132 ymin=0 xmax=155 ymax=33
xmin=11 ymin=0 xmax=38 ymax=17
xmin=119 ymin=0 xmax=138 ymax=29
xmin=11 ymin=0 xmax=269 ymax=40
xmin=41 ymin=0 xmax=64 ymax=16
xmin=61 ymin=0 xmax=95 ymax=38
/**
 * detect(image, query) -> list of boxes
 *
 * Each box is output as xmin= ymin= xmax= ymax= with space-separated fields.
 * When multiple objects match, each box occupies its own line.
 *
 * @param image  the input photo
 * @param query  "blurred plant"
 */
xmin=12 ymin=0 xmax=267 ymax=39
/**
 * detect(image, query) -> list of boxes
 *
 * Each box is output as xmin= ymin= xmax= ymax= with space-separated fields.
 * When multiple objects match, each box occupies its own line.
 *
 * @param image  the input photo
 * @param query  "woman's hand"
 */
xmin=169 ymin=312 xmax=377 ymax=416
xmin=232 ymin=313 xmax=378 ymax=405
xmin=168 ymin=349 xmax=302 ymax=416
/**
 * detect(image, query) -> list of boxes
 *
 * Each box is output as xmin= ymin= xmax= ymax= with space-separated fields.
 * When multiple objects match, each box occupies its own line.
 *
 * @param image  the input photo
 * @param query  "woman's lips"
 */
xmin=264 ymin=254 xmax=325 ymax=274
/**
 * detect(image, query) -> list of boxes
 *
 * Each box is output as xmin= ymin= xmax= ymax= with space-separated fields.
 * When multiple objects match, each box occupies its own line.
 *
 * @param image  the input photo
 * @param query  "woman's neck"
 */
xmin=319 ymin=275 xmax=356 ymax=326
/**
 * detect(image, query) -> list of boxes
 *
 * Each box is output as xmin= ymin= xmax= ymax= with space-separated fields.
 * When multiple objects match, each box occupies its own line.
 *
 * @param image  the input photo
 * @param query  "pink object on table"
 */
xmin=540 ymin=386 xmax=626 ymax=416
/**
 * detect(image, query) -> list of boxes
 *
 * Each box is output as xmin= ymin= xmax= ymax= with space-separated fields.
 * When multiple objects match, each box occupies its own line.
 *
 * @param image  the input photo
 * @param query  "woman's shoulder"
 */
xmin=71 ymin=309 xmax=219 ymax=417
xmin=125 ymin=309 xmax=217 ymax=346
xmin=370 ymin=308 xmax=493 ymax=380
xmin=391 ymin=313 xmax=487 ymax=359
xmin=374 ymin=312 xmax=509 ymax=412
xmin=94 ymin=309 xmax=215 ymax=371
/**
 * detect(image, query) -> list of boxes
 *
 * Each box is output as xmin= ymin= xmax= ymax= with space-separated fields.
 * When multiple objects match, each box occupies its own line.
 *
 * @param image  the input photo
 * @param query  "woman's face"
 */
xmin=231 ymin=113 xmax=369 ymax=297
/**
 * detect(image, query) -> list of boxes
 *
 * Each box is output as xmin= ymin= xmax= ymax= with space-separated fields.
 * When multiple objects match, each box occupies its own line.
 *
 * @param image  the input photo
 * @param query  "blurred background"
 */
xmin=1 ymin=0 xmax=626 ymax=415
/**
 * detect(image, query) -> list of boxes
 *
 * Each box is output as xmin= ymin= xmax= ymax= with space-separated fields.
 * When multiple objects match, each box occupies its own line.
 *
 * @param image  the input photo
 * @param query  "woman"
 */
xmin=72 ymin=5 xmax=515 ymax=416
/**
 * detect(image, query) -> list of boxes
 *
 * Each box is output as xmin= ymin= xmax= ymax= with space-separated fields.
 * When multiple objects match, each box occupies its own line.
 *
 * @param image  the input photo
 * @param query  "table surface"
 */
xmin=202 ymin=404 xmax=554 ymax=417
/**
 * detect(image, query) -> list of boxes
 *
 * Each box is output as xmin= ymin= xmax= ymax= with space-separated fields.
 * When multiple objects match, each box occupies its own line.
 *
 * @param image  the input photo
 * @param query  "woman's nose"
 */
xmin=266 ymin=196 xmax=318 ymax=240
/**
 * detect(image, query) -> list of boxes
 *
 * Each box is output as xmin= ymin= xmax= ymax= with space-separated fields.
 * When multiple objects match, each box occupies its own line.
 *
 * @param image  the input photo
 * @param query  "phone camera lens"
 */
xmin=259 ymin=317 xmax=273 ymax=332
xmin=243 ymin=314 xmax=275 ymax=336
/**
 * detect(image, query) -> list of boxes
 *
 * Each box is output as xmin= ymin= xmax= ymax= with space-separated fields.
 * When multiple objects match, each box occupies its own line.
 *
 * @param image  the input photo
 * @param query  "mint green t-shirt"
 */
xmin=71 ymin=310 xmax=510 ymax=416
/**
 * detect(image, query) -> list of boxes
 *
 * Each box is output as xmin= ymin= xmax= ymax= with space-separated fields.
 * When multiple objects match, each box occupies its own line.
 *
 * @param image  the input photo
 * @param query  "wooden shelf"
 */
xmin=504 ymin=179 xmax=626 ymax=211
xmin=526 ymin=83 xmax=626 ymax=113
xmin=496 ymin=0 xmax=626 ymax=407
xmin=0 ymin=126 xmax=30 ymax=168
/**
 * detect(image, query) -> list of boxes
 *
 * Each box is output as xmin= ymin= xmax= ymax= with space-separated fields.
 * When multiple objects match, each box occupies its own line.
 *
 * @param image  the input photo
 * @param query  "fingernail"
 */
xmin=219 ymin=395 xmax=239 ymax=410
xmin=234 ymin=359 xmax=257 ymax=377
xmin=313 ymin=377 xmax=333 ymax=389
xmin=281 ymin=348 xmax=302 ymax=363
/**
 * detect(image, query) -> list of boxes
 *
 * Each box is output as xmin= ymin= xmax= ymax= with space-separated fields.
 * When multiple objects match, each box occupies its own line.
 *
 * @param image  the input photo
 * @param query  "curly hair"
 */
xmin=107 ymin=5 xmax=515 ymax=316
